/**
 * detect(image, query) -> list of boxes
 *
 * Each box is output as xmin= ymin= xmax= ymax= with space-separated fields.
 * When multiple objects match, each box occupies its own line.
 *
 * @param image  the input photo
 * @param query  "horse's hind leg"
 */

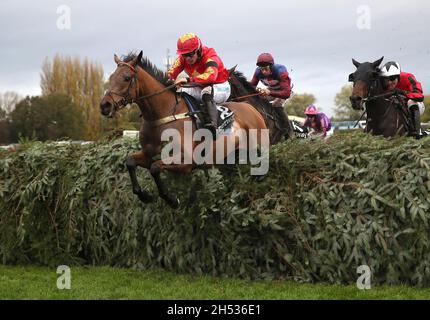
xmin=126 ymin=151 xmax=153 ymax=203
xmin=150 ymin=160 xmax=193 ymax=209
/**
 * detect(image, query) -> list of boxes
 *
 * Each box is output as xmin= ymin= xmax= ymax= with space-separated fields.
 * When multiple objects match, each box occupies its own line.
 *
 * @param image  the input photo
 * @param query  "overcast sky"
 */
xmin=1 ymin=0 xmax=429 ymax=116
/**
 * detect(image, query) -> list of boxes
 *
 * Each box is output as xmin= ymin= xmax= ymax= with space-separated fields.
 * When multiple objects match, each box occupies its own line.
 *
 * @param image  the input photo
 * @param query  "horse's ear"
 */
xmin=372 ymin=56 xmax=384 ymax=68
xmin=348 ymin=73 xmax=355 ymax=82
xmin=114 ymin=54 xmax=121 ymax=65
xmin=352 ymin=58 xmax=361 ymax=68
xmin=131 ymin=50 xmax=143 ymax=67
xmin=228 ymin=65 xmax=238 ymax=76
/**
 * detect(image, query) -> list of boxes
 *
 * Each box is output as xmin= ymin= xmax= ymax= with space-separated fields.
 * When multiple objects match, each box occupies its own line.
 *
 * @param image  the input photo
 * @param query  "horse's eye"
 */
xmin=124 ymin=76 xmax=131 ymax=82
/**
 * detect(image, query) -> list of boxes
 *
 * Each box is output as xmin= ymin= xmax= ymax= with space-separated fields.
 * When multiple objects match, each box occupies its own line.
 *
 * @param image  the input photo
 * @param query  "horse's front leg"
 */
xmin=126 ymin=150 xmax=153 ymax=203
xmin=150 ymin=158 xmax=194 ymax=209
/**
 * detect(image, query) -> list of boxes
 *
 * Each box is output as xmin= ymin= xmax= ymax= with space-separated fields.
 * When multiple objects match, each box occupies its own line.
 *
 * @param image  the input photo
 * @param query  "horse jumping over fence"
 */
xmin=100 ymin=51 xmax=268 ymax=208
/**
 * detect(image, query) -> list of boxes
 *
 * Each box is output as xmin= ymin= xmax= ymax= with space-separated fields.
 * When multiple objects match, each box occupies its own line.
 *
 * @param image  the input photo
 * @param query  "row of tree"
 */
xmin=0 ymin=54 xmax=143 ymax=144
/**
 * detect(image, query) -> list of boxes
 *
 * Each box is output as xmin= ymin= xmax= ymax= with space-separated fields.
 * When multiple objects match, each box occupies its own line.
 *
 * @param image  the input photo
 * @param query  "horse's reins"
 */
xmin=363 ymin=91 xmax=397 ymax=103
xmin=230 ymin=92 xmax=261 ymax=101
xmin=106 ymin=62 xmax=210 ymax=126
xmin=107 ymin=63 xmax=268 ymax=126
xmin=106 ymin=62 xmax=199 ymax=111
xmin=353 ymin=91 xmax=395 ymax=128
xmin=109 ymin=61 xmax=261 ymax=104
xmin=354 ymin=80 xmax=408 ymax=129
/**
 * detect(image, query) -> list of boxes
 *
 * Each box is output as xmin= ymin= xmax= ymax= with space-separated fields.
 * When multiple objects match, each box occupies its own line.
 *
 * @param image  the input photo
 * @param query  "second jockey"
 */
xmin=250 ymin=53 xmax=292 ymax=136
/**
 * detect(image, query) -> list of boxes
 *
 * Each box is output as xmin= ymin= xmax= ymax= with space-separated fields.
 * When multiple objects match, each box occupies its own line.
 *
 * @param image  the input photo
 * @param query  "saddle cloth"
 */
xmin=182 ymin=93 xmax=235 ymax=132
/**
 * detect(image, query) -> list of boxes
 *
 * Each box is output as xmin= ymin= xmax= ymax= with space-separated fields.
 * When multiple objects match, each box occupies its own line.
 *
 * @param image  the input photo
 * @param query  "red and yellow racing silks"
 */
xmin=397 ymin=72 xmax=424 ymax=102
xmin=168 ymin=46 xmax=230 ymax=85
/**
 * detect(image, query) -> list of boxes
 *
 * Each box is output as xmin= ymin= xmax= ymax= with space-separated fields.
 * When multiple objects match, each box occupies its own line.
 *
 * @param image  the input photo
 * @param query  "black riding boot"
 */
xmin=202 ymin=94 xmax=218 ymax=135
xmin=274 ymin=107 xmax=293 ymax=138
xmin=410 ymin=105 xmax=422 ymax=139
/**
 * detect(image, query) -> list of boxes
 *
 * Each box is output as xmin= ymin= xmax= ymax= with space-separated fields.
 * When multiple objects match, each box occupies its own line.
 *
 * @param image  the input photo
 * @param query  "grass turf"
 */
xmin=1 ymin=265 xmax=430 ymax=300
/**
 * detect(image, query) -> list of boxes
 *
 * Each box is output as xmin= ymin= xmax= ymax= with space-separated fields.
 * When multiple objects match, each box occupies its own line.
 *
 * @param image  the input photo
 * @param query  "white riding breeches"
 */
xmin=407 ymin=99 xmax=425 ymax=115
xmin=179 ymin=81 xmax=231 ymax=104
xmin=325 ymin=128 xmax=334 ymax=138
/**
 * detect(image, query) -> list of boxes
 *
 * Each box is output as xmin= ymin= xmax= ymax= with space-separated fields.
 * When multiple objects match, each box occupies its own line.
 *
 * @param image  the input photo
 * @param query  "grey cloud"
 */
xmin=1 ymin=0 xmax=429 ymax=116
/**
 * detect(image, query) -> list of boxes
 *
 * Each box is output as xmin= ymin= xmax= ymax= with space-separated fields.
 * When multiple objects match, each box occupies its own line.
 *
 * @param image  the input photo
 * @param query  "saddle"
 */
xmin=181 ymin=93 xmax=235 ymax=133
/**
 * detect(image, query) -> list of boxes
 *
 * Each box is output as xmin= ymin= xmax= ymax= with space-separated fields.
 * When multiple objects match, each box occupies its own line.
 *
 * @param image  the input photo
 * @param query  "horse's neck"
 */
xmin=367 ymin=80 xmax=386 ymax=117
xmin=231 ymin=76 xmax=272 ymax=115
xmin=135 ymin=68 xmax=186 ymax=122
xmin=367 ymin=81 xmax=407 ymax=136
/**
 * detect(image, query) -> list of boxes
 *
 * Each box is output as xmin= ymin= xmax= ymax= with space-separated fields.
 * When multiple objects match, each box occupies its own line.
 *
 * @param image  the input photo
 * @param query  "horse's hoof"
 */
xmin=137 ymin=191 xmax=153 ymax=203
xmin=166 ymin=196 xmax=180 ymax=209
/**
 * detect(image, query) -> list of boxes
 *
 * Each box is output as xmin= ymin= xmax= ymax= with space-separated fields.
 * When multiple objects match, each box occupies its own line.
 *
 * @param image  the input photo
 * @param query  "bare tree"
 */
xmin=0 ymin=91 xmax=22 ymax=116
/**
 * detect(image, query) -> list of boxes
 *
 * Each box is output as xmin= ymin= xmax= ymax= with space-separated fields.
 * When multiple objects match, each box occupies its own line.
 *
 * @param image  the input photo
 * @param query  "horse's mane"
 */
xmin=229 ymin=70 xmax=274 ymax=111
xmin=122 ymin=52 xmax=170 ymax=86
xmin=230 ymin=70 xmax=256 ymax=93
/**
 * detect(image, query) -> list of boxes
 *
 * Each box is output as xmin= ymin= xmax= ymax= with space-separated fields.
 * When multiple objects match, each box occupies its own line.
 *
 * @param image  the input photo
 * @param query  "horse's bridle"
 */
xmin=104 ymin=61 xmax=205 ymax=126
xmin=352 ymin=75 xmax=390 ymax=128
xmin=359 ymin=77 xmax=411 ymax=132
xmin=105 ymin=62 xmax=138 ymax=116
xmin=105 ymin=61 xmax=181 ymax=117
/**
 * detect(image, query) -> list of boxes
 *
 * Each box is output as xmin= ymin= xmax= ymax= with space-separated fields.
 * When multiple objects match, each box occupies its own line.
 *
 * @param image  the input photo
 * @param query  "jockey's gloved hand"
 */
xmin=174 ymin=77 xmax=188 ymax=87
xmin=393 ymin=88 xmax=406 ymax=96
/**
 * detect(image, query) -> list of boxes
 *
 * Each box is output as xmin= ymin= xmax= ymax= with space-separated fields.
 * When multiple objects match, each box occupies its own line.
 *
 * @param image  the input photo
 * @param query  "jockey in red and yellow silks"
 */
xmin=168 ymin=33 xmax=231 ymax=134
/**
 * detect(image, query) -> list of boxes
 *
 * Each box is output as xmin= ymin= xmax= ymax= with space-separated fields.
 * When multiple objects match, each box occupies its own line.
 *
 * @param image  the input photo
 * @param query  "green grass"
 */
xmin=1 ymin=265 xmax=430 ymax=300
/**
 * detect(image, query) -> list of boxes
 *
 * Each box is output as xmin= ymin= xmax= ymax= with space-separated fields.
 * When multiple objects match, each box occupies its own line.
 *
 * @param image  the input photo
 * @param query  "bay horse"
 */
xmin=100 ymin=51 xmax=268 ymax=208
xmin=349 ymin=57 xmax=411 ymax=137
xmin=228 ymin=70 xmax=294 ymax=145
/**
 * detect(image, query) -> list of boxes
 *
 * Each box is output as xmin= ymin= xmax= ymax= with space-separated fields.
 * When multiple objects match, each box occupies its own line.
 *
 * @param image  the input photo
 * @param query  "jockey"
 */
xmin=303 ymin=105 xmax=333 ymax=139
xmin=250 ymin=53 xmax=292 ymax=135
xmin=168 ymin=33 xmax=231 ymax=134
xmin=379 ymin=61 xmax=425 ymax=139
